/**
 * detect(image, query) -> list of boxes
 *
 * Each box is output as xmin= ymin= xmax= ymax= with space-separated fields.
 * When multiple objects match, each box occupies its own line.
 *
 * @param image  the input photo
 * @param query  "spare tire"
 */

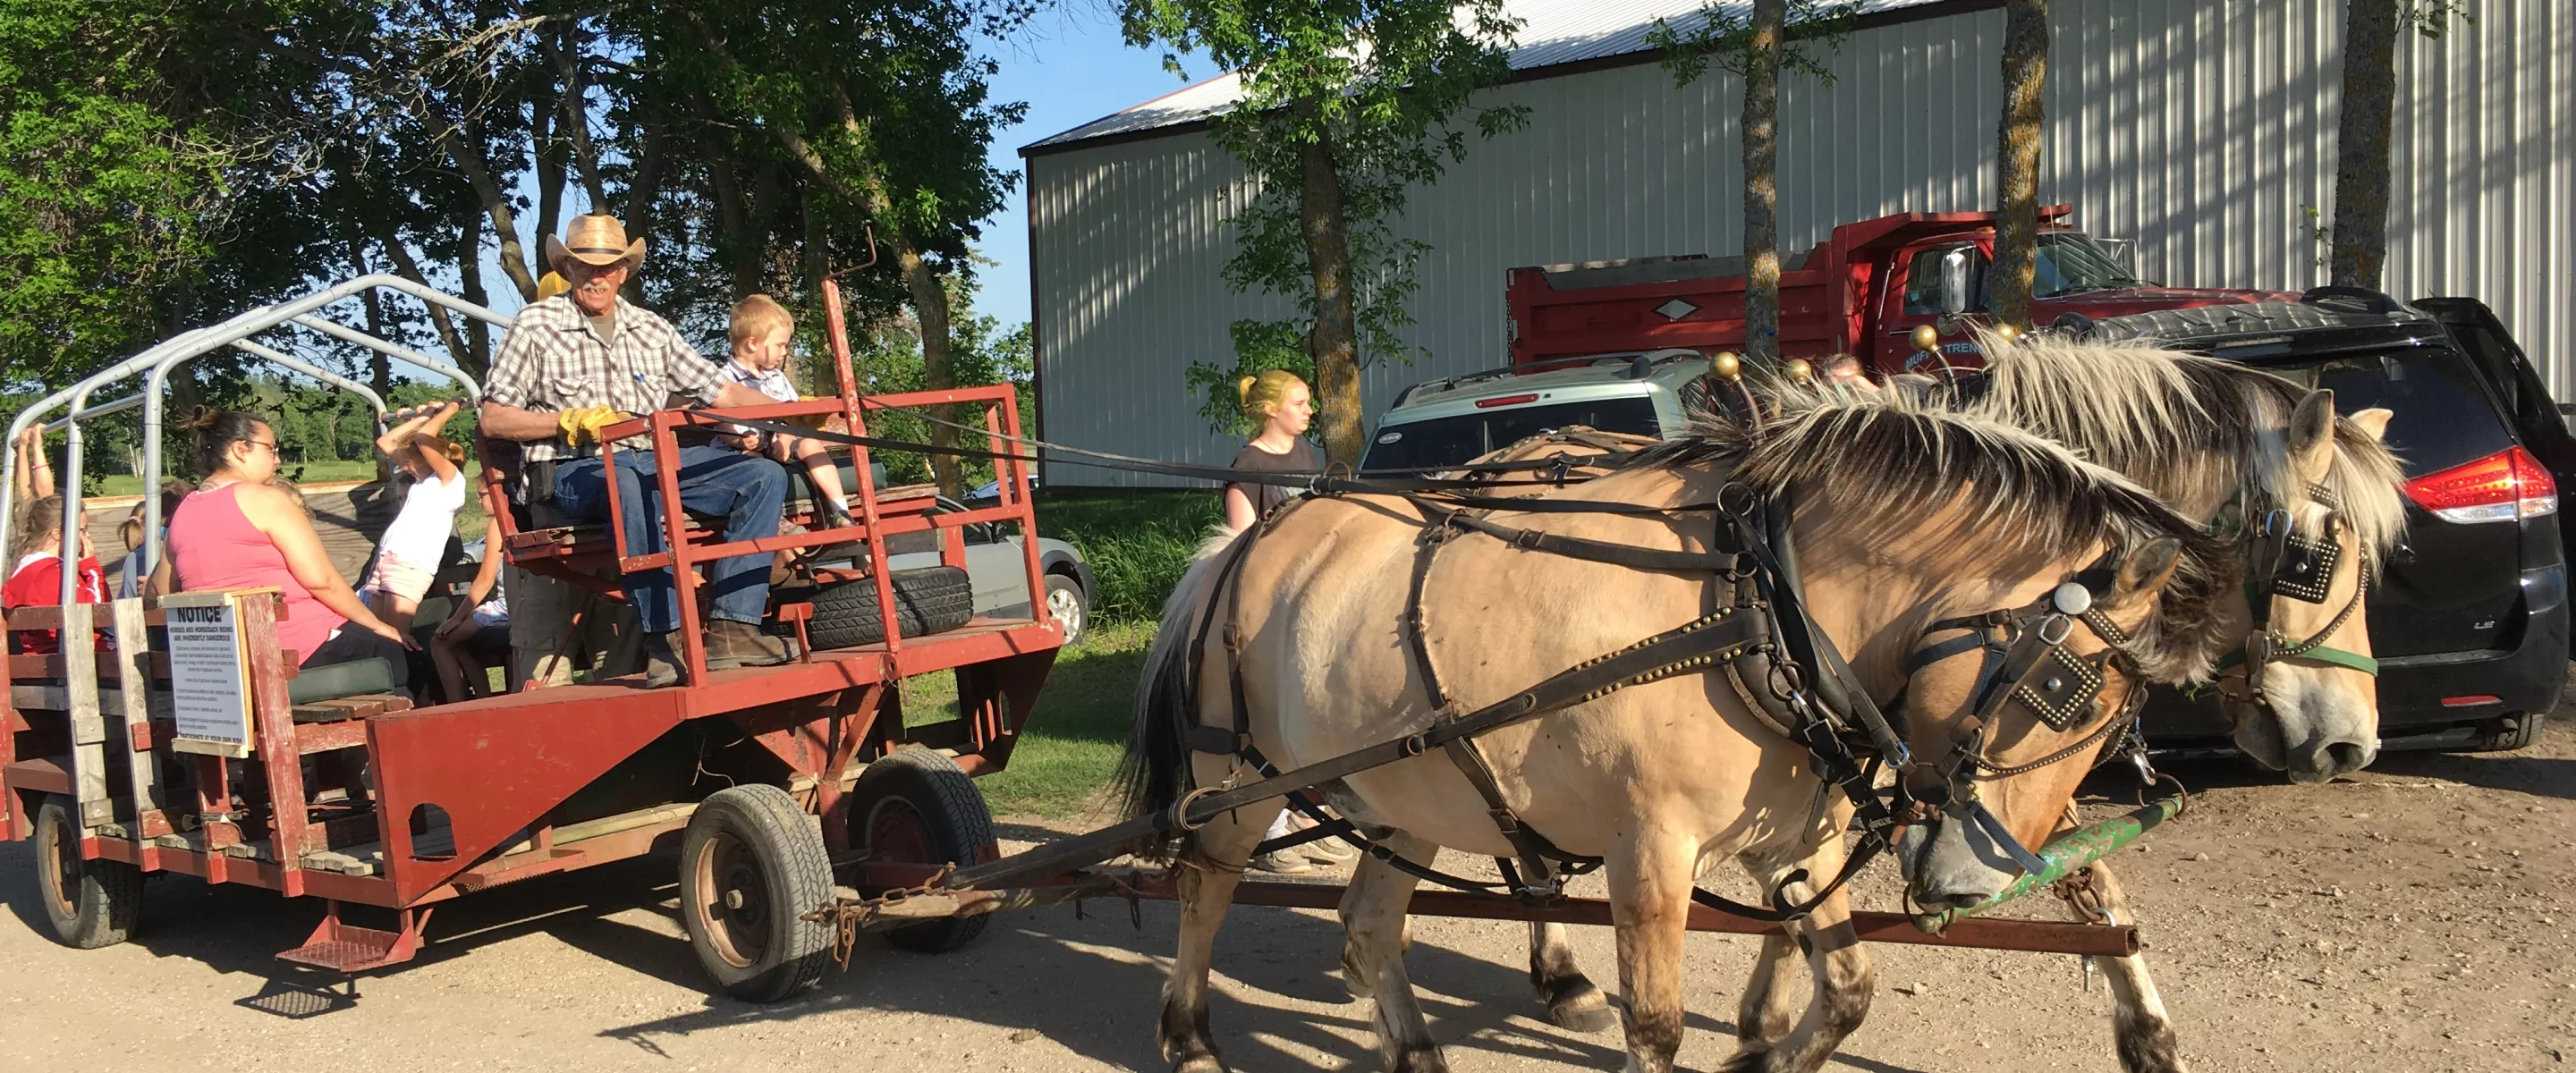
xmin=803 ymin=566 xmax=975 ymax=651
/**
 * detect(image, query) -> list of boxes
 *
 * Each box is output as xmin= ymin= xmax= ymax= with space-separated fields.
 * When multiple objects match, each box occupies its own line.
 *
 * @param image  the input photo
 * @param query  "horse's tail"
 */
xmin=1114 ymin=523 xmax=1247 ymax=831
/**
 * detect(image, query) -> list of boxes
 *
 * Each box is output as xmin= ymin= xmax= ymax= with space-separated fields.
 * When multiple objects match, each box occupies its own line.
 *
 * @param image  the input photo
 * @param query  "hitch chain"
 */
xmin=804 ymin=862 xmax=958 ymax=970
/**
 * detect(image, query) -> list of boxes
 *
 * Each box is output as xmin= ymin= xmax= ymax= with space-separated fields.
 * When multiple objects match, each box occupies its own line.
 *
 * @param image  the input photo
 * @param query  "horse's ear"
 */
xmin=2348 ymin=407 xmax=2394 ymax=443
xmin=2289 ymin=389 xmax=2338 ymax=484
xmin=2113 ymin=536 xmax=2185 ymax=608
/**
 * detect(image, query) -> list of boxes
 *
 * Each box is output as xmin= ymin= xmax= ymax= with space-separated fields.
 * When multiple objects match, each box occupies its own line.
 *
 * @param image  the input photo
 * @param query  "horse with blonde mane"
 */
xmin=1119 ymin=393 xmax=2231 ymax=1072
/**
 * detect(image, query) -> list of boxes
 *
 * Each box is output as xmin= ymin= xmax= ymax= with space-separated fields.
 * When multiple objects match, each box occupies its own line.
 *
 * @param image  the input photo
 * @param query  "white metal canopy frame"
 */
xmin=1 ymin=275 xmax=506 ymax=605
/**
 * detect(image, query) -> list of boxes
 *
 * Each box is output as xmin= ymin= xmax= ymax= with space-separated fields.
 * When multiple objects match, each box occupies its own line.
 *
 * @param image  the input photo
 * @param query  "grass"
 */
xmin=91 ymin=459 xmax=385 ymax=497
xmin=898 ymin=619 xmax=1156 ymax=818
xmin=1035 ymin=492 xmax=1223 ymax=624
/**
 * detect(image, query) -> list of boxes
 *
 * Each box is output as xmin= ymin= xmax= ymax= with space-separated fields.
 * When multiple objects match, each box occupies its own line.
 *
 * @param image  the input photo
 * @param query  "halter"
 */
xmin=2211 ymin=482 xmax=2378 ymax=700
xmin=1899 ymin=560 xmax=2157 ymax=875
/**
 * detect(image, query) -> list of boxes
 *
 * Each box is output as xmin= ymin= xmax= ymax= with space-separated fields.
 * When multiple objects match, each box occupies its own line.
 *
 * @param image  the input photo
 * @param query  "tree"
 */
xmin=1122 ymin=0 xmax=1526 ymax=466
xmin=1987 ymin=0 xmax=2049 ymax=331
xmin=1648 ymin=1 xmax=1859 ymax=366
xmin=2327 ymin=1 xmax=2469 ymax=290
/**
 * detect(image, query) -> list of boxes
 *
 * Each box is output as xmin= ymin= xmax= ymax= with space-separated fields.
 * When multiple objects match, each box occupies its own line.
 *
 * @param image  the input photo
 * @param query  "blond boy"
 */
xmin=722 ymin=296 xmax=853 ymax=528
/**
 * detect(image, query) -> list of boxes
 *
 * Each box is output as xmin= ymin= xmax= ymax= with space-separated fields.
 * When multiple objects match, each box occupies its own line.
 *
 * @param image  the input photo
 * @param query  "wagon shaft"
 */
xmin=815 ymin=867 xmax=2140 ymax=959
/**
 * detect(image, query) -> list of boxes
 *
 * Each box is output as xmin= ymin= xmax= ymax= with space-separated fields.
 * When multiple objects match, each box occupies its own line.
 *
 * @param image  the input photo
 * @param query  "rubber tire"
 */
xmin=805 ymin=567 xmax=975 ymax=652
xmin=2472 ymin=710 xmax=2544 ymax=751
xmin=850 ymin=748 xmax=997 ymax=954
xmin=678 ymin=784 xmax=836 ymax=1002
xmin=1044 ymin=572 xmax=1089 ymax=646
xmin=31 ymin=794 xmax=141 ymax=950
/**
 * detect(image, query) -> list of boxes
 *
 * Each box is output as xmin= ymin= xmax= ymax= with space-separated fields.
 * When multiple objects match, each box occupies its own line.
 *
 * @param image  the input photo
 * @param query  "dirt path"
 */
xmin=5 ymin=714 xmax=2574 ymax=1070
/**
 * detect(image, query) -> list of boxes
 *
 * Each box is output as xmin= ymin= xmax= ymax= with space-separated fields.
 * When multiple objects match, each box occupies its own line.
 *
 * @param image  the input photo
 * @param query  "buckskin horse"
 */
xmin=1119 ymin=394 xmax=2233 ymax=1072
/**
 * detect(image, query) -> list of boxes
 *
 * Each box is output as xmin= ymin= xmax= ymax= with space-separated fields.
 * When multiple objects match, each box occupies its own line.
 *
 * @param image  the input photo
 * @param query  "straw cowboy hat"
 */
xmin=544 ymin=214 xmax=646 ymax=275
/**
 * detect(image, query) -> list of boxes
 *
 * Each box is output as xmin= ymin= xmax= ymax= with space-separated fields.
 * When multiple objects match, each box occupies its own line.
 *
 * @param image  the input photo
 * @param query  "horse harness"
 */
xmin=1180 ymin=480 xmax=2154 ymax=923
xmin=2220 ymin=482 xmax=2378 ymax=695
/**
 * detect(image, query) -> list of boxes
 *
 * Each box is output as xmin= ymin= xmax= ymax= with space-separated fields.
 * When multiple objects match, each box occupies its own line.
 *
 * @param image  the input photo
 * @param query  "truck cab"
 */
xmin=1504 ymin=207 xmax=2294 ymax=376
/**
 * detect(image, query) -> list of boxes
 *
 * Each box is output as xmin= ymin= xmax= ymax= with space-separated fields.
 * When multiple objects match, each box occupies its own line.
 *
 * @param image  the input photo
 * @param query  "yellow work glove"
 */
xmin=576 ymin=406 xmax=632 ymax=444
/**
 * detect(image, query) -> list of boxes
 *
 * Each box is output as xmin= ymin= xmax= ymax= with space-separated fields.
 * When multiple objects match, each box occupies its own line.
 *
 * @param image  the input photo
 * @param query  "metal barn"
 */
xmin=1021 ymin=0 xmax=2574 ymax=486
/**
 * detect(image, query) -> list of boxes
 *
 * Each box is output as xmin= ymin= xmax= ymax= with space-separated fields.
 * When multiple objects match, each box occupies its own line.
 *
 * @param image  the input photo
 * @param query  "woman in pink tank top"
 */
xmin=166 ymin=410 xmax=412 ymax=689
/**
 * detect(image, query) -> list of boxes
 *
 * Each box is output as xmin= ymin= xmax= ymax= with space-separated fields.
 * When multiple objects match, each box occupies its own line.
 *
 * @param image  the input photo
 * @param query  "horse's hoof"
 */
xmin=1711 ymin=1048 xmax=1777 ymax=1073
xmin=1545 ymin=982 xmax=1618 ymax=1034
xmin=1171 ymin=1054 xmax=1230 ymax=1073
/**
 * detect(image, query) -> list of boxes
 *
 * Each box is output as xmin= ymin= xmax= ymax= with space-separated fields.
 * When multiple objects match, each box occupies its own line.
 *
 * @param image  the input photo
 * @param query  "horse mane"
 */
xmin=1968 ymin=330 xmax=2409 ymax=563
xmin=1637 ymin=388 xmax=2230 ymax=683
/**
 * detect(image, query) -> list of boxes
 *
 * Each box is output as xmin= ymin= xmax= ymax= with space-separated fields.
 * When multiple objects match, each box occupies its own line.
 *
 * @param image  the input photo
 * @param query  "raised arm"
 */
xmin=15 ymin=427 xmax=53 ymax=501
xmin=236 ymin=483 xmax=411 ymax=648
xmin=411 ymin=401 xmax=464 ymax=484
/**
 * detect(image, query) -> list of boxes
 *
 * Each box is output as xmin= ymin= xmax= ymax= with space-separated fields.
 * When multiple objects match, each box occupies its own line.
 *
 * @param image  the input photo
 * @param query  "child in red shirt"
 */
xmin=4 ymin=494 xmax=106 ymax=655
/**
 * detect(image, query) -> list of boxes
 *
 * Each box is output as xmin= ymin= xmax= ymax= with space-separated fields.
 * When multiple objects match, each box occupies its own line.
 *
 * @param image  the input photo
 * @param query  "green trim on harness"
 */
xmin=2213 ymin=644 xmax=2381 ymax=678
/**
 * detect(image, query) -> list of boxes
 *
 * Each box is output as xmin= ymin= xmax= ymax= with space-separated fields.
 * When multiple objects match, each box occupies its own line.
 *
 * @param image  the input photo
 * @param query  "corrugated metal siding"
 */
xmin=1032 ymin=0 xmax=2576 ymax=486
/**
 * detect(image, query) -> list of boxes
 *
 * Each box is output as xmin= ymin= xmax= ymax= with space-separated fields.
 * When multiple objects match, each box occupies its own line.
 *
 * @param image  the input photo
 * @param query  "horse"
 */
xmin=1120 ymin=395 xmax=2230 ymax=1072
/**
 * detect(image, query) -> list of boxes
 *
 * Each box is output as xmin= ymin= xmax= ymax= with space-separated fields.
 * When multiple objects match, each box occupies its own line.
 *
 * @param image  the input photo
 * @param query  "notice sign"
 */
xmin=163 ymin=592 xmax=255 ymax=756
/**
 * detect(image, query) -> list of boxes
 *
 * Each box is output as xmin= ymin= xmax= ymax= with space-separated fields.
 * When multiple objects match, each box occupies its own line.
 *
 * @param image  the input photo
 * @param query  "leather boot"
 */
xmin=706 ymin=619 xmax=792 ymax=669
xmin=641 ymin=631 xmax=684 ymax=688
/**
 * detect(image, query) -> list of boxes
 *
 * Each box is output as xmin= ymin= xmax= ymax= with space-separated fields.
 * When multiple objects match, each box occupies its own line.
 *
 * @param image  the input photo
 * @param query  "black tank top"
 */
xmin=1228 ymin=439 xmax=1318 ymax=520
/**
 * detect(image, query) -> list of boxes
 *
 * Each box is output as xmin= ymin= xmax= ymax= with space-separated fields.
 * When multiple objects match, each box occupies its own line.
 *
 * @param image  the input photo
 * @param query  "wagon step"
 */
xmin=275 ymin=904 xmax=433 ymax=974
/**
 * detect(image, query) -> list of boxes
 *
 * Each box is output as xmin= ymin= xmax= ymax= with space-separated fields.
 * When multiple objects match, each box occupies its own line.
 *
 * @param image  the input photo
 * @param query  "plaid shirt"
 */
xmin=486 ymin=295 xmax=725 ymax=460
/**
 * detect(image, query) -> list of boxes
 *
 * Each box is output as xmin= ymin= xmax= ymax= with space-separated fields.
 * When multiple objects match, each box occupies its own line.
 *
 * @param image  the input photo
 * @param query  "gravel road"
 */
xmin=6 ymin=713 xmax=2574 ymax=1071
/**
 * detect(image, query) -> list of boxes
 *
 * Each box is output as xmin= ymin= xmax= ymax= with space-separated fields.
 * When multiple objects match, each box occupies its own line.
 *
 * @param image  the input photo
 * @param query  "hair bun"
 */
xmin=182 ymin=406 xmax=220 ymax=432
xmin=1236 ymin=376 xmax=1257 ymax=404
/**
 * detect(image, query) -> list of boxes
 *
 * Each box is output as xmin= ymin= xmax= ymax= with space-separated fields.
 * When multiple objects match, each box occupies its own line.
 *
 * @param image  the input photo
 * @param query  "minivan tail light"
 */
xmin=1475 ymin=393 xmax=1540 ymax=409
xmin=2402 ymin=445 xmax=2559 ymax=523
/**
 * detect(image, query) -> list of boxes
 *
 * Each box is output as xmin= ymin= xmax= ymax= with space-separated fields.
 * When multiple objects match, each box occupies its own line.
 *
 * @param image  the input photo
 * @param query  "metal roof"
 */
xmin=1022 ymin=0 xmax=1953 ymax=153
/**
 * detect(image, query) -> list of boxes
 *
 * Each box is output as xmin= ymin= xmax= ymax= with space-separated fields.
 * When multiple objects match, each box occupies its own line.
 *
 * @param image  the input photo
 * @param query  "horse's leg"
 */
xmin=2053 ymin=807 xmax=2187 ymax=1073
xmin=1530 ymin=919 xmax=1617 ymax=1032
xmin=1159 ymin=803 xmax=1271 ymax=1073
xmin=1732 ymin=934 xmax=1805 ymax=1050
xmin=1606 ymin=831 xmax=1698 ymax=1073
xmin=1719 ymin=841 xmax=1876 ymax=1073
xmin=1337 ymin=829 xmax=1447 ymax=1072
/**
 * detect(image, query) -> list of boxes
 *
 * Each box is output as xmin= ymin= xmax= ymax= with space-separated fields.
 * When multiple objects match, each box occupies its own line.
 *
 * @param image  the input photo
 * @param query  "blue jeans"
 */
xmin=554 ymin=445 xmax=788 ymax=634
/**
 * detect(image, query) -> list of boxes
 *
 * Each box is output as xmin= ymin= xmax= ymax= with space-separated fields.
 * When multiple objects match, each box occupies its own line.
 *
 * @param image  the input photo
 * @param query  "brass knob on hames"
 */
xmin=1995 ymin=323 xmax=2021 ymax=343
xmin=1710 ymin=351 xmax=1742 ymax=380
xmin=1784 ymin=359 xmax=1813 ymax=382
xmin=1910 ymin=325 xmax=1940 ymax=353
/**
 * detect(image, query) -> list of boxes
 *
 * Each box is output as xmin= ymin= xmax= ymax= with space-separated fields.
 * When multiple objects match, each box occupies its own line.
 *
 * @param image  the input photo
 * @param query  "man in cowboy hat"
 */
xmin=479 ymin=214 xmax=793 ymax=688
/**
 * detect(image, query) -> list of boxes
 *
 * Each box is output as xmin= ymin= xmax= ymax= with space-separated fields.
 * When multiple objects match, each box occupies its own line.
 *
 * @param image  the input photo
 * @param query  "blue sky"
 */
xmin=967 ymin=7 xmax=1208 ymax=329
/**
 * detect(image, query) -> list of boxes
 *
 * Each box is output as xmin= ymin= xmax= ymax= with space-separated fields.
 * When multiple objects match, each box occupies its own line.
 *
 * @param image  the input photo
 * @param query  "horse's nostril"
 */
xmin=2326 ymin=741 xmax=2370 ymax=773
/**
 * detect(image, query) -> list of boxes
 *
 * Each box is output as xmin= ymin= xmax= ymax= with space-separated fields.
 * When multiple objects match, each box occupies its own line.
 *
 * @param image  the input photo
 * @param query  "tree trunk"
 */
xmin=894 ymin=234 xmax=963 ymax=498
xmin=1293 ymin=109 xmax=1362 ymax=469
xmin=551 ymin=23 xmax=610 ymax=211
xmin=534 ymin=102 xmax=564 ymax=251
xmin=368 ymin=215 xmax=472 ymax=375
xmin=623 ymin=107 xmax=670 ymax=306
xmin=440 ymin=127 xmax=541 ymax=301
xmin=456 ymin=214 xmax=493 ymax=376
xmin=1741 ymin=0 xmax=1784 ymax=366
xmin=1990 ymin=0 xmax=2050 ymax=331
xmin=2328 ymin=0 xmax=2398 ymax=290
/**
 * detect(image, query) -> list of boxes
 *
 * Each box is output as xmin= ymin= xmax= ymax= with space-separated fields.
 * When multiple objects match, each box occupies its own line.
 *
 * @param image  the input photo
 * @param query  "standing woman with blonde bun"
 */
xmin=1220 ymin=369 xmax=1318 ymax=533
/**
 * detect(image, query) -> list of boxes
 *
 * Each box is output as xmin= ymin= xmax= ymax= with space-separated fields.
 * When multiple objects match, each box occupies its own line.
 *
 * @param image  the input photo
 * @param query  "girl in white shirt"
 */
xmin=362 ymin=401 xmax=470 ymax=633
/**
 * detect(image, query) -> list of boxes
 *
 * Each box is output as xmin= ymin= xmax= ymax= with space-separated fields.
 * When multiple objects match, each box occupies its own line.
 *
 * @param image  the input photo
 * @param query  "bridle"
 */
xmin=2212 ymin=482 xmax=2378 ymax=702
xmin=1896 ymin=559 xmax=2161 ymax=876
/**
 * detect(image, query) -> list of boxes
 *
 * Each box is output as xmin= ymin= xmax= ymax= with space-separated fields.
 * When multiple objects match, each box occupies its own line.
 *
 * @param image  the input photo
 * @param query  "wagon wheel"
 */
xmin=31 ymin=794 xmax=142 ymax=950
xmin=851 ymin=748 xmax=997 ymax=953
xmin=678 ymin=784 xmax=836 ymax=1002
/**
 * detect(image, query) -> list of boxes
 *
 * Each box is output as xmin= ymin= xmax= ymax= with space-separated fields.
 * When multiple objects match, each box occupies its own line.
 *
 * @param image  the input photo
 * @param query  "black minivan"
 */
xmin=2092 ymin=291 xmax=2572 ymax=752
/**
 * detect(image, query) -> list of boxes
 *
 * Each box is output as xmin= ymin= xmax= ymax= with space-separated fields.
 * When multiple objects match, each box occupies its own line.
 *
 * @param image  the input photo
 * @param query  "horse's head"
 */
xmin=1894 ymin=536 xmax=2187 ymax=913
xmin=2211 ymin=391 xmax=2397 ymax=782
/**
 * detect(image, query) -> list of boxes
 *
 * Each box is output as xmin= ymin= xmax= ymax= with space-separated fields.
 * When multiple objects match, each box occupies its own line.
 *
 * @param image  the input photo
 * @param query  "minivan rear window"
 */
xmin=2264 ymin=349 xmax=2512 ymax=476
xmin=1362 ymin=397 xmax=1661 ymax=472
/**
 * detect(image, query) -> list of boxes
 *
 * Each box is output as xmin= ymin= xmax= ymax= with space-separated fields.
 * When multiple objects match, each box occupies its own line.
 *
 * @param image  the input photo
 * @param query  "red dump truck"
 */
xmin=1504 ymin=207 xmax=2294 ymax=375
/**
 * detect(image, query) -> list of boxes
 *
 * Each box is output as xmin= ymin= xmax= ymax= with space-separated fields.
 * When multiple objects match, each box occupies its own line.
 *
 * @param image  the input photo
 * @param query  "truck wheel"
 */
xmin=32 ymin=794 xmax=141 ymax=950
xmin=806 ymin=567 xmax=975 ymax=651
xmin=1044 ymin=573 xmax=1089 ymax=646
xmin=2471 ymin=710 xmax=2545 ymax=751
xmin=679 ymin=784 xmax=835 ymax=1002
xmin=851 ymin=748 xmax=996 ymax=954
